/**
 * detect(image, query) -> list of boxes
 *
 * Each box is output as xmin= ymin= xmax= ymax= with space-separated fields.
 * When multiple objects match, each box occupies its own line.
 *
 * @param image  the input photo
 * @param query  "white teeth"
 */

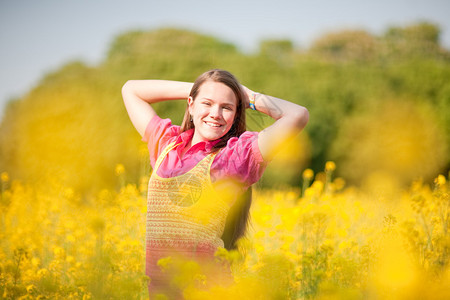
xmin=205 ymin=122 xmax=221 ymax=127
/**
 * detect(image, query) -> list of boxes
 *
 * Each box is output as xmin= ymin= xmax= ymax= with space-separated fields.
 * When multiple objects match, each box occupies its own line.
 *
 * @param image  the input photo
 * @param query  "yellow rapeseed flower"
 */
xmin=31 ymin=257 xmax=41 ymax=267
xmin=325 ymin=161 xmax=336 ymax=172
xmin=37 ymin=268 xmax=48 ymax=278
xmin=53 ymin=246 xmax=65 ymax=259
xmin=337 ymin=228 xmax=348 ymax=238
xmin=312 ymin=180 xmax=324 ymax=194
xmin=115 ymin=163 xmax=125 ymax=176
xmin=304 ymin=187 xmax=315 ymax=198
xmin=63 ymin=188 xmax=74 ymax=199
xmin=334 ymin=177 xmax=346 ymax=190
xmin=157 ymin=256 xmax=172 ymax=271
xmin=0 ymin=172 xmax=9 ymax=182
xmin=435 ymin=174 xmax=446 ymax=186
xmin=338 ymin=241 xmax=350 ymax=251
xmin=255 ymin=243 xmax=265 ymax=254
xmin=302 ymin=168 xmax=314 ymax=180
xmin=26 ymin=284 xmax=35 ymax=294
xmin=66 ymin=234 xmax=76 ymax=243
xmin=82 ymin=294 xmax=92 ymax=300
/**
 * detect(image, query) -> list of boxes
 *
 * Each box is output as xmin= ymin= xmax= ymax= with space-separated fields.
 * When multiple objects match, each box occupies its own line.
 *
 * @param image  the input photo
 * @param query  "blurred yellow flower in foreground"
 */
xmin=1 ymin=171 xmax=9 ymax=182
xmin=115 ymin=163 xmax=125 ymax=176
xmin=325 ymin=161 xmax=336 ymax=172
xmin=374 ymin=236 xmax=416 ymax=294
xmin=435 ymin=174 xmax=446 ymax=186
xmin=302 ymin=168 xmax=314 ymax=180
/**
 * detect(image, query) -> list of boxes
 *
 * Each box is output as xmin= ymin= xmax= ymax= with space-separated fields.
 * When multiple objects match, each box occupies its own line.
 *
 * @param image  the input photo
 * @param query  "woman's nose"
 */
xmin=209 ymin=105 xmax=222 ymax=119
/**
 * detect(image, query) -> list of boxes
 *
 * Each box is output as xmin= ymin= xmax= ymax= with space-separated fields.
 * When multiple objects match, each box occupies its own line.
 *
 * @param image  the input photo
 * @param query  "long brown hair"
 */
xmin=181 ymin=69 xmax=252 ymax=250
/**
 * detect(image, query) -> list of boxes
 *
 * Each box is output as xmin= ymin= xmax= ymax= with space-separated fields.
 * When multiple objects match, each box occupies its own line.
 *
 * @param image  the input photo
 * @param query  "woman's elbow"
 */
xmin=121 ymin=80 xmax=133 ymax=96
xmin=293 ymin=106 xmax=309 ymax=130
xmin=122 ymin=80 xmax=138 ymax=104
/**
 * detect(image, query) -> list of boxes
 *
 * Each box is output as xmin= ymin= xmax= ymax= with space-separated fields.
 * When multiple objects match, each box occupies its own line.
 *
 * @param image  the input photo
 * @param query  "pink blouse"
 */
xmin=142 ymin=116 xmax=267 ymax=188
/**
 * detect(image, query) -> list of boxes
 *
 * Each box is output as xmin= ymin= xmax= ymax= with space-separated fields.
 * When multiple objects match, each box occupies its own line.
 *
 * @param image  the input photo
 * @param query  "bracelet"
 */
xmin=249 ymin=92 xmax=258 ymax=110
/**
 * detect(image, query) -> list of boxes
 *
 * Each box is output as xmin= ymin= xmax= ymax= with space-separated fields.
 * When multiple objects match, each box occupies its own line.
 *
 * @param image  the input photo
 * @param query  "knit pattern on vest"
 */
xmin=145 ymin=142 xmax=231 ymax=292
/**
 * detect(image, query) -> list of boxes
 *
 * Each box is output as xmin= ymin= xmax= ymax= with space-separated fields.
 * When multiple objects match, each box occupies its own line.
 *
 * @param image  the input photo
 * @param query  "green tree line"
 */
xmin=0 ymin=21 xmax=449 ymax=193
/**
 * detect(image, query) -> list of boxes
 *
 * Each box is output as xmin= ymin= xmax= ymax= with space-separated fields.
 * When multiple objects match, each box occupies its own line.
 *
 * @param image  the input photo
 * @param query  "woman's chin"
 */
xmin=205 ymin=133 xmax=224 ymax=141
xmin=198 ymin=126 xmax=226 ymax=140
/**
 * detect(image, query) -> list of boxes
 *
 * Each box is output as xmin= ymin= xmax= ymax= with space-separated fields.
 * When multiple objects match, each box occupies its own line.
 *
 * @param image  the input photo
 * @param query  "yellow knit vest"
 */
xmin=145 ymin=142 xmax=236 ymax=297
xmin=146 ymin=141 xmax=231 ymax=261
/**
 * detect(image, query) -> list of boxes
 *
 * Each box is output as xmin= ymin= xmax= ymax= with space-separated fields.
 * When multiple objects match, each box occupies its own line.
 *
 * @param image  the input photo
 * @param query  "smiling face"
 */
xmin=188 ymin=80 xmax=237 ymax=145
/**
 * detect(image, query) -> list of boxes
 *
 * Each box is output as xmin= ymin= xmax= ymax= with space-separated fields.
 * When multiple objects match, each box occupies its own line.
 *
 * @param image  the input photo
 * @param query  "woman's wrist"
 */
xmin=249 ymin=92 xmax=259 ymax=110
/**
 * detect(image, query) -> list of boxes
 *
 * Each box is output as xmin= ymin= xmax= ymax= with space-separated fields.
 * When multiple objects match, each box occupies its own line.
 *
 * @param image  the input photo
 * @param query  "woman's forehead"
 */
xmin=197 ymin=81 xmax=237 ymax=104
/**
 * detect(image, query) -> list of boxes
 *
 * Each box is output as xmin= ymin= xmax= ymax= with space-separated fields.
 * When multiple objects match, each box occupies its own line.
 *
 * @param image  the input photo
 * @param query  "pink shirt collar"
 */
xmin=174 ymin=128 xmax=222 ymax=154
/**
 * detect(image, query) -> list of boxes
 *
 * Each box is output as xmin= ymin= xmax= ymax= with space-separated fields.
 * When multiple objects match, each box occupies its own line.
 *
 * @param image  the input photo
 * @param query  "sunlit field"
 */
xmin=1 ymin=163 xmax=448 ymax=299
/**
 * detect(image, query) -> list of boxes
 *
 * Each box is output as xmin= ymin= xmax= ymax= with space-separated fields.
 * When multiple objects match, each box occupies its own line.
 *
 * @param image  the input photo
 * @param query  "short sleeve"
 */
xmin=212 ymin=131 xmax=267 ymax=187
xmin=142 ymin=116 xmax=180 ymax=168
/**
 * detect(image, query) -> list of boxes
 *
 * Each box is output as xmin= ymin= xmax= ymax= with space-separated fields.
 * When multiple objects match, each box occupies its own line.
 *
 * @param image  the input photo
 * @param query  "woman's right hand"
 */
xmin=122 ymin=80 xmax=193 ymax=137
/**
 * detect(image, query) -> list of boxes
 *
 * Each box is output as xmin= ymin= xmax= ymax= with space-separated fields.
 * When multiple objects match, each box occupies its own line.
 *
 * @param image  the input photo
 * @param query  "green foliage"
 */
xmin=383 ymin=21 xmax=446 ymax=59
xmin=0 ymin=22 xmax=449 ymax=190
xmin=310 ymin=30 xmax=378 ymax=62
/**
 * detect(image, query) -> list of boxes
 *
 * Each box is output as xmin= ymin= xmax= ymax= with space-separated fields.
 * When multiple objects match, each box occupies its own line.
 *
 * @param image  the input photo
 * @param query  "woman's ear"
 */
xmin=188 ymin=96 xmax=194 ymax=115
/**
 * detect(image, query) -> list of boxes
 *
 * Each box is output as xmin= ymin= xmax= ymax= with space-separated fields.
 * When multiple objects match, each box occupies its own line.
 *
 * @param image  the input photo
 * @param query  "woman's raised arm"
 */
xmin=121 ymin=80 xmax=193 ymax=137
xmin=242 ymin=86 xmax=309 ymax=161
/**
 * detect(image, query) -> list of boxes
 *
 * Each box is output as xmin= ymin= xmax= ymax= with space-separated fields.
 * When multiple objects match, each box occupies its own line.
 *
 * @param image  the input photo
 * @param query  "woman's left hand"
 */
xmin=240 ymin=85 xmax=254 ymax=109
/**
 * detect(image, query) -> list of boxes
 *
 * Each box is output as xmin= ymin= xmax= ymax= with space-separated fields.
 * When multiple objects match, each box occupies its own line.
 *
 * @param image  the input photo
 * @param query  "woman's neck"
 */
xmin=190 ymin=132 xmax=207 ymax=148
xmin=180 ymin=140 xmax=192 ymax=157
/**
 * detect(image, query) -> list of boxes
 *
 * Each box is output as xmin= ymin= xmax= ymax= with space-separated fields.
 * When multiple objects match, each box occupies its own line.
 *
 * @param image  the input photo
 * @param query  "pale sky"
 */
xmin=1 ymin=0 xmax=449 ymax=117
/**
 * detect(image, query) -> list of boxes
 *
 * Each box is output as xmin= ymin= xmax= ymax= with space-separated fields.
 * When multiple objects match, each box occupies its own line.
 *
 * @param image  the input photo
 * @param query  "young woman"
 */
xmin=122 ymin=69 xmax=308 ymax=298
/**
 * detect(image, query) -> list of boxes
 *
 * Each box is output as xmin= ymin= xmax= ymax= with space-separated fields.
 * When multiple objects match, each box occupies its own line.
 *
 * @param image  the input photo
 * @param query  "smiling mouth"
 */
xmin=204 ymin=121 xmax=223 ymax=128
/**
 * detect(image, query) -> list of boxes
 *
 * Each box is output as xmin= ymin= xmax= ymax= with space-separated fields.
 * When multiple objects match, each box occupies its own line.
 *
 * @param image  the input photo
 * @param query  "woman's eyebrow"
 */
xmin=202 ymin=97 xmax=236 ymax=106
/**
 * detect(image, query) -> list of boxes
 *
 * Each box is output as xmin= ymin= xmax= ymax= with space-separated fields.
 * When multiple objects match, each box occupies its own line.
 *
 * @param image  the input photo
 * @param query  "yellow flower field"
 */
xmin=0 ymin=166 xmax=449 ymax=299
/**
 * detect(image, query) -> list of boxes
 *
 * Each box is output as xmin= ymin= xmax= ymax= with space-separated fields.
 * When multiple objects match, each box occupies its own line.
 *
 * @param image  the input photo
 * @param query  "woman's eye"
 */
xmin=202 ymin=102 xmax=211 ymax=106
